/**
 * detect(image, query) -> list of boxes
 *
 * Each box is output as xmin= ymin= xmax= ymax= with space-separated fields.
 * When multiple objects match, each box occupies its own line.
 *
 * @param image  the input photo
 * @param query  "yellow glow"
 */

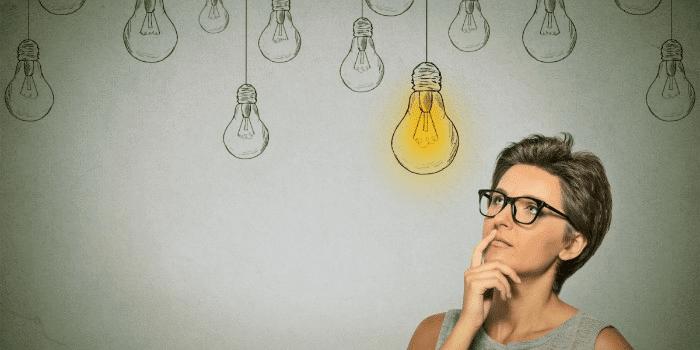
xmin=391 ymin=91 xmax=459 ymax=175
xmin=365 ymin=77 xmax=481 ymax=203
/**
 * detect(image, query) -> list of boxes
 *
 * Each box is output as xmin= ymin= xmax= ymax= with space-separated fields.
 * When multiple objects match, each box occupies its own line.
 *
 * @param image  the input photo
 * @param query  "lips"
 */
xmin=492 ymin=237 xmax=513 ymax=247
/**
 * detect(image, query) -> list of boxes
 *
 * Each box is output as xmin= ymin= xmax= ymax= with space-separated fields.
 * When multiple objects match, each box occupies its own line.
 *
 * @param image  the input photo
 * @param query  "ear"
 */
xmin=559 ymin=232 xmax=587 ymax=261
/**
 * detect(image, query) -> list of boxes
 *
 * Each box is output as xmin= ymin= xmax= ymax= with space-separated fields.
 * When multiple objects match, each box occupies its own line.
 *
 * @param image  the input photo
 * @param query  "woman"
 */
xmin=407 ymin=134 xmax=632 ymax=350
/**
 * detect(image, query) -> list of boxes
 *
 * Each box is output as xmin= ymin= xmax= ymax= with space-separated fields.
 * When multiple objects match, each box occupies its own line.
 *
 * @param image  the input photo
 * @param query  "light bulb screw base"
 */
xmin=18 ymin=39 xmax=39 ymax=61
xmin=353 ymin=17 xmax=373 ymax=37
xmin=412 ymin=62 xmax=442 ymax=92
xmin=272 ymin=0 xmax=290 ymax=11
xmin=661 ymin=39 xmax=682 ymax=61
xmin=237 ymin=84 xmax=257 ymax=104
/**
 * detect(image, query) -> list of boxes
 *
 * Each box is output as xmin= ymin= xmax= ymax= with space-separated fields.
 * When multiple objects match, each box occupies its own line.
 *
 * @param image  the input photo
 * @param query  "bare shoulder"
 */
xmin=594 ymin=326 xmax=634 ymax=350
xmin=407 ymin=313 xmax=446 ymax=350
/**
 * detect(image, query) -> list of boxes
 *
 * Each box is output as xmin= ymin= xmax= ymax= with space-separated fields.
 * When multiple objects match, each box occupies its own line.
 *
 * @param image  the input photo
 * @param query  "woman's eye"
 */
xmin=523 ymin=202 xmax=539 ymax=215
xmin=492 ymin=196 xmax=504 ymax=205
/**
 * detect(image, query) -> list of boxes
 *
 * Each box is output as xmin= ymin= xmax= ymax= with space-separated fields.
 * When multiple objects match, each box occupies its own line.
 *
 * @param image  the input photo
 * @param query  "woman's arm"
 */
xmin=408 ymin=232 xmax=520 ymax=350
xmin=594 ymin=327 xmax=634 ymax=350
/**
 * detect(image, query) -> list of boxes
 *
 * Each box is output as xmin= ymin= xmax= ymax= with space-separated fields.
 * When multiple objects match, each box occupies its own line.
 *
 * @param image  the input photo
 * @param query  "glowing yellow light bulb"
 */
xmin=391 ymin=62 xmax=459 ymax=175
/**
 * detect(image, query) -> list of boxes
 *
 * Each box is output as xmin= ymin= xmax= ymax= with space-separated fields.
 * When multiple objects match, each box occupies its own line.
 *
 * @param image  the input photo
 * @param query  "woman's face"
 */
xmin=482 ymin=164 xmax=573 ymax=277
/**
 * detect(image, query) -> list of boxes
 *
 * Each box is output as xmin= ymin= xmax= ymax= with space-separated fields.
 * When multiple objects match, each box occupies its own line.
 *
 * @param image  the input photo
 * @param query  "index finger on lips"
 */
xmin=470 ymin=231 xmax=497 ymax=268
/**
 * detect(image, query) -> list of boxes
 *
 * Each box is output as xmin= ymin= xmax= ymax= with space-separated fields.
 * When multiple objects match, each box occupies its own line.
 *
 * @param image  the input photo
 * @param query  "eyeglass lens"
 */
xmin=479 ymin=191 xmax=540 ymax=224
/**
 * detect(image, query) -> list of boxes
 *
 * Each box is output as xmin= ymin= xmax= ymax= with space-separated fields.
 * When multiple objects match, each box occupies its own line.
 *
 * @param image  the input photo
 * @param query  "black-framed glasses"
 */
xmin=478 ymin=189 xmax=576 ymax=229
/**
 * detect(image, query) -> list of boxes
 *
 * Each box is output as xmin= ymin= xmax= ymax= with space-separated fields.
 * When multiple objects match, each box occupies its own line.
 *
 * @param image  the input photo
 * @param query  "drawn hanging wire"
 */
xmin=391 ymin=0 xmax=459 ymax=175
xmin=224 ymin=0 xmax=269 ymax=159
xmin=365 ymin=0 xmax=413 ymax=16
xmin=38 ymin=0 xmax=86 ymax=15
xmin=199 ymin=0 xmax=229 ymax=34
xmin=5 ymin=0 xmax=54 ymax=122
xmin=522 ymin=0 xmax=576 ymax=63
xmin=646 ymin=0 xmax=695 ymax=121
xmin=340 ymin=1 xmax=384 ymax=92
xmin=258 ymin=0 xmax=301 ymax=63
xmin=615 ymin=0 xmax=662 ymax=15
xmin=123 ymin=0 xmax=178 ymax=63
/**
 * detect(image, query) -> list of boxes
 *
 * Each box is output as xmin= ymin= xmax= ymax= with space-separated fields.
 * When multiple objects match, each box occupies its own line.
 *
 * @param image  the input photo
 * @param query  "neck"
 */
xmin=483 ymin=265 xmax=577 ymax=343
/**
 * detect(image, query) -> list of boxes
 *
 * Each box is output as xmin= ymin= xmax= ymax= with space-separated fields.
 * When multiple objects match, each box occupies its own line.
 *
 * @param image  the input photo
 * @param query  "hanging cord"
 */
xmin=361 ymin=0 xmax=363 ymax=17
xmin=425 ymin=0 xmax=428 ymax=62
xmin=27 ymin=0 xmax=30 ymax=38
xmin=245 ymin=0 xmax=248 ymax=84
xmin=670 ymin=0 xmax=673 ymax=39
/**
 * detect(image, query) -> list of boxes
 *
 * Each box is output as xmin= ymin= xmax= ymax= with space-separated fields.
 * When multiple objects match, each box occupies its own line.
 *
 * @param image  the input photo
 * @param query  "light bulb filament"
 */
xmin=141 ymin=13 xmax=160 ymax=35
xmin=354 ymin=37 xmax=371 ymax=72
xmin=209 ymin=0 xmax=221 ymax=19
xmin=273 ymin=11 xmax=289 ymax=42
xmin=238 ymin=105 xmax=256 ymax=139
xmin=462 ymin=14 xmax=477 ymax=32
xmin=540 ymin=0 xmax=560 ymax=35
xmin=413 ymin=92 xmax=438 ymax=148
xmin=462 ymin=1 xmax=477 ymax=33
xmin=540 ymin=13 xmax=559 ymax=35
xmin=20 ymin=61 xmax=38 ymax=99
xmin=662 ymin=61 xmax=681 ymax=99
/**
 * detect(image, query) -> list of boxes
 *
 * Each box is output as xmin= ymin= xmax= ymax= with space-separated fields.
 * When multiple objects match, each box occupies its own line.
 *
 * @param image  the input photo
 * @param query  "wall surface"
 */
xmin=1 ymin=0 xmax=699 ymax=349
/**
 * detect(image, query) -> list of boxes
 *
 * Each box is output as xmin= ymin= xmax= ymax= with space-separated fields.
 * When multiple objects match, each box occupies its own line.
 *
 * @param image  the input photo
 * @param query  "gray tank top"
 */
xmin=435 ymin=309 xmax=609 ymax=350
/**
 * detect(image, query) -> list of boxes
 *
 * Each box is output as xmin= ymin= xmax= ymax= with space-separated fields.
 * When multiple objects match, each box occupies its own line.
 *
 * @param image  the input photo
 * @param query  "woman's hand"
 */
xmin=460 ymin=231 xmax=521 ymax=329
xmin=439 ymin=232 xmax=522 ymax=349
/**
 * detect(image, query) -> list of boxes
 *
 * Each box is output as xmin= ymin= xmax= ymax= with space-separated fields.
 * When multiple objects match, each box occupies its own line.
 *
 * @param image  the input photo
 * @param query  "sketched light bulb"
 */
xmin=200 ymin=0 xmax=229 ymax=34
xmin=258 ymin=0 xmax=301 ymax=63
xmin=391 ymin=63 xmax=459 ymax=175
xmin=123 ymin=0 xmax=178 ymax=63
xmin=647 ymin=39 xmax=695 ymax=122
xmin=522 ymin=0 xmax=576 ymax=63
xmin=615 ymin=0 xmax=661 ymax=15
xmin=224 ymin=84 xmax=269 ymax=159
xmin=38 ymin=0 xmax=86 ymax=15
xmin=449 ymin=0 xmax=490 ymax=52
xmin=340 ymin=18 xmax=384 ymax=92
xmin=365 ymin=0 xmax=413 ymax=16
xmin=5 ymin=40 xmax=54 ymax=122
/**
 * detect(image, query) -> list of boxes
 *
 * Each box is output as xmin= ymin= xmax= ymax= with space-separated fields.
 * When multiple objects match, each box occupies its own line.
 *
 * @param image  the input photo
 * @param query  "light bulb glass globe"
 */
xmin=365 ymin=0 xmax=413 ymax=16
xmin=391 ymin=62 xmax=459 ymax=175
xmin=259 ymin=0 xmax=301 ymax=63
xmin=38 ymin=0 xmax=86 ymax=15
xmin=449 ymin=0 xmax=490 ymax=52
xmin=200 ymin=0 xmax=229 ymax=34
xmin=522 ymin=0 xmax=576 ymax=63
xmin=340 ymin=17 xmax=384 ymax=92
xmin=224 ymin=84 xmax=269 ymax=159
xmin=5 ymin=39 xmax=54 ymax=122
xmin=615 ymin=0 xmax=661 ymax=15
xmin=123 ymin=0 xmax=178 ymax=63
xmin=647 ymin=39 xmax=695 ymax=122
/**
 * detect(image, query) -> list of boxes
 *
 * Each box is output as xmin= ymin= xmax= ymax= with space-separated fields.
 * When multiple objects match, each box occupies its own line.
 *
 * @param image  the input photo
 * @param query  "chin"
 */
xmin=484 ymin=249 xmax=512 ymax=265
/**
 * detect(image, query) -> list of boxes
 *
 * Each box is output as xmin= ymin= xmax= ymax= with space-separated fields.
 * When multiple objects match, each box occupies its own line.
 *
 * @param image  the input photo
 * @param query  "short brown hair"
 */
xmin=490 ymin=133 xmax=612 ymax=294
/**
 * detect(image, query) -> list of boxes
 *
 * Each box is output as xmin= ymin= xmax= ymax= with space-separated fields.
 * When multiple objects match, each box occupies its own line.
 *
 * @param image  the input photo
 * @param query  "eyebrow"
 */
xmin=494 ymin=187 xmax=547 ymax=202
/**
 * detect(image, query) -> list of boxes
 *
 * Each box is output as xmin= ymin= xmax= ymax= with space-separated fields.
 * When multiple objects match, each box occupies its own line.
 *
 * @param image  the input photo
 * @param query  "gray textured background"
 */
xmin=1 ymin=0 xmax=699 ymax=349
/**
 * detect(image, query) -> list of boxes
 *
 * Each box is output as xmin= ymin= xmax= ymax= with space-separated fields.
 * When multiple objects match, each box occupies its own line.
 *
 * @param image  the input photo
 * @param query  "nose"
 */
xmin=491 ymin=201 xmax=514 ymax=227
